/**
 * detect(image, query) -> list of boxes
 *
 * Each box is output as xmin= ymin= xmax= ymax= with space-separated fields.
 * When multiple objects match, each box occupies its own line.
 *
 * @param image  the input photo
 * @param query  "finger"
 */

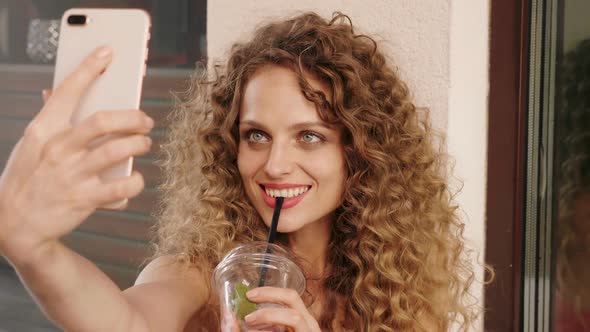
xmin=5 ymin=123 xmax=70 ymax=190
xmin=34 ymin=46 xmax=113 ymax=141
xmin=89 ymin=170 xmax=145 ymax=207
xmin=51 ymin=45 xmax=112 ymax=108
xmin=68 ymin=110 xmax=153 ymax=150
xmin=42 ymin=89 xmax=52 ymax=103
xmin=81 ymin=134 xmax=152 ymax=175
xmin=247 ymin=287 xmax=308 ymax=313
xmin=244 ymin=307 xmax=310 ymax=331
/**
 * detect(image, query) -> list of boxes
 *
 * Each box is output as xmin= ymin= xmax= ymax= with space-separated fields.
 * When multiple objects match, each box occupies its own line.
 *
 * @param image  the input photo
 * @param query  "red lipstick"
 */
xmin=259 ymin=183 xmax=311 ymax=209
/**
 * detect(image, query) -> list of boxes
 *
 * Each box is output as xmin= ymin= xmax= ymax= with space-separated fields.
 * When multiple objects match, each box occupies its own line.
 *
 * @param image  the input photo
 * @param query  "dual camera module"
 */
xmin=67 ymin=15 xmax=87 ymax=25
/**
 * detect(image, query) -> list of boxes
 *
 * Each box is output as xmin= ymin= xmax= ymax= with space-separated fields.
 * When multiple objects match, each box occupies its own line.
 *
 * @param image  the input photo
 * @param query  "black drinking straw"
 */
xmin=257 ymin=196 xmax=284 ymax=287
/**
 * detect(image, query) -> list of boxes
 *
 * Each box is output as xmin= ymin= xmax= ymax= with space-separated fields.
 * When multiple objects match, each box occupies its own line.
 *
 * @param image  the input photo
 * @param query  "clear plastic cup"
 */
xmin=213 ymin=242 xmax=306 ymax=332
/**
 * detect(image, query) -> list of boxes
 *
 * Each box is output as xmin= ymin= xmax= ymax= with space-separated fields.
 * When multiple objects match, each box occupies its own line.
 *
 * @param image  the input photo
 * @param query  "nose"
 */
xmin=263 ymin=142 xmax=294 ymax=178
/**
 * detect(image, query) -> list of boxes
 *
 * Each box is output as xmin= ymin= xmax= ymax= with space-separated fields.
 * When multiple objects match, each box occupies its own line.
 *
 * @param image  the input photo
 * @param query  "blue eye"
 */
xmin=245 ymin=130 xmax=269 ymax=143
xmin=301 ymin=132 xmax=322 ymax=143
xmin=252 ymin=132 xmax=264 ymax=141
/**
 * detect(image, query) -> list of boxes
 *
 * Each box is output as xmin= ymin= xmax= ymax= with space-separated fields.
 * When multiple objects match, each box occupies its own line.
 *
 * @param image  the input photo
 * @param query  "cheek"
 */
xmin=306 ymin=149 xmax=346 ymax=188
xmin=237 ymin=144 xmax=261 ymax=180
xmin=237 ymin=145 xmax=250 ymax=178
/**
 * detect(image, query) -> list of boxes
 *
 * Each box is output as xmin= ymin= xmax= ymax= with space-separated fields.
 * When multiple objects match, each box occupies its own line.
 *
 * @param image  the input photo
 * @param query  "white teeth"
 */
xmin=264 ymin=186 xmax=309 ymax=198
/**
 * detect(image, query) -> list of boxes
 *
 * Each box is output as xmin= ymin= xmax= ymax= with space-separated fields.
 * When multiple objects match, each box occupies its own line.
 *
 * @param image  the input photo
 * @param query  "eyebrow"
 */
xmin=239 ymin=120 xmax=334 ymax=131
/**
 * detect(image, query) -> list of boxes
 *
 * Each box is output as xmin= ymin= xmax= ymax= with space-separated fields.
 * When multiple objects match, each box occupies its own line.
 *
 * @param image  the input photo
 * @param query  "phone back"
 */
xmin=53 ymin=8 xmax=150 ymax=209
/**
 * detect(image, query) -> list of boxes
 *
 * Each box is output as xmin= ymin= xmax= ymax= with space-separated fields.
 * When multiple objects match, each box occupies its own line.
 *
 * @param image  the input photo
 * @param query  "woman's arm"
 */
xmin=0 ymin=46 xmax=208 ymax=331
xmin=124 ymin=256 xmax=210 ymax=332
xmin=9 ymin=241 xmax=147 ymax=331
xmin=8 ymin=242 xmax=208 ymax=332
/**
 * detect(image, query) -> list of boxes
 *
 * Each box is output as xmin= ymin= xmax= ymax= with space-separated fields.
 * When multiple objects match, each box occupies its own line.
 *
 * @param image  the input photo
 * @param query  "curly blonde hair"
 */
xmin=152 ymin=12 xmax=477 ymax=331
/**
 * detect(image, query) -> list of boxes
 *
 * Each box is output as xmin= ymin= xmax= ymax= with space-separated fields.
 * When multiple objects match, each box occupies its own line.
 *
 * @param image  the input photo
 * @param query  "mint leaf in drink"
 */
xmin=232 ymin=282 xmax=257 ymax=320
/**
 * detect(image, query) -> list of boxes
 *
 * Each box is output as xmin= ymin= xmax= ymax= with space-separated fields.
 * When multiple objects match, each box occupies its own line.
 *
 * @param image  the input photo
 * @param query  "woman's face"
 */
xmin=237 ymin=65 xmax=346 ymax=233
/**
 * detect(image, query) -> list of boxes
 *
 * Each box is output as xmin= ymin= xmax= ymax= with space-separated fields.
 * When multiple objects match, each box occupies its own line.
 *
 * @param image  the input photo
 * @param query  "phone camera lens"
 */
xmin=67 ymin=15 xmax=87 ymax=25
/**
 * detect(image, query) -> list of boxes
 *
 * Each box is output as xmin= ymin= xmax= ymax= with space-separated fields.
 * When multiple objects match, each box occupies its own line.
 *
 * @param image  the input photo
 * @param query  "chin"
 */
xmin=263 ymin=217 xmax=305 ymax=233
xmin=276 ymin=223 xmax=302 ymax=233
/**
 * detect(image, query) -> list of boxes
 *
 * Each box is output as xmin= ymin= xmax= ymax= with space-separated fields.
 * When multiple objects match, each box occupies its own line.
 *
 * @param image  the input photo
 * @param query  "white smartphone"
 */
xmin=53 ymin=8 xmax=151 ymax=210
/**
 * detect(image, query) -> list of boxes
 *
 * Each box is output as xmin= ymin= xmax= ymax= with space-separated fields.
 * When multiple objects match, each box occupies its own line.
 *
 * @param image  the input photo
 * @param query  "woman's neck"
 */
xmin=286 ymin=215 xmax=332 ymax=279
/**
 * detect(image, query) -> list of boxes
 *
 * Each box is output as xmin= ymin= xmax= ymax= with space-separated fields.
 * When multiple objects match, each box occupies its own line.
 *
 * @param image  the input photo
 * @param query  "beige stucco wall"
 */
xmin=447 ymin=1 xmax=489 ymax=330
xmin=208 ymin=1 xmax=489 ymax=330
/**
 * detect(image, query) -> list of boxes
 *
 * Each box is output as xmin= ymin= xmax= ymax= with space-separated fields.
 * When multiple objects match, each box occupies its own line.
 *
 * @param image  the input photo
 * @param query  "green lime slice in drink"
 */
xmin=232 ymin=282 xmax=257 ymax=320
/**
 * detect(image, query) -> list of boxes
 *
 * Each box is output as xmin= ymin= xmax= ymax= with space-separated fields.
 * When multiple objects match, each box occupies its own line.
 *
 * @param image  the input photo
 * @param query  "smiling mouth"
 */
xmin=259 ymin=185 xmax=311 ymax=198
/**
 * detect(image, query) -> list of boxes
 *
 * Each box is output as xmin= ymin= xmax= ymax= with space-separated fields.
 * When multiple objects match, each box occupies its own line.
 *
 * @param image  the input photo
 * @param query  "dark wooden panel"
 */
xmin=1 ymin=236 xmax=148 ymax=275
xmin=78 ymin=211 xmax=154 ymax=242
xmin=143 ymin=102 xmax=172 ymax=129
xmin=62 ymin=231 xmax=149 ymax=268
xmin=126 ymin=189 xmax=159 ymax=215
xmin=0 ymin=93 xmax=172 ymax=129
xmin=0 ymin=67 xmax=51 ymax=94
xmin=96 ymin=262 xmax=140 ymax=290
xmin=0 ymin=119 xmax=25 ymax=143
xmin=0 ymin=244 xmax=139 ymax=291
xmin=134 ymin=158 xmax=163 ymax=188
xmin=485 ymin=0 xmax=529 ymax=331
xmin=0 ymin=236 xmax=151 ymax=273
xmin=0 ymin=265 xmax=61 ymax=331
xmin=0 ymin=65 xmax=191 ymax=100
xmin=0 ymin=93 xmax=41 ymax=118
xmin=143 ymin=73 xmax=191 ymax=102
xmin=0 ymin=146 xmax=17 ymax=178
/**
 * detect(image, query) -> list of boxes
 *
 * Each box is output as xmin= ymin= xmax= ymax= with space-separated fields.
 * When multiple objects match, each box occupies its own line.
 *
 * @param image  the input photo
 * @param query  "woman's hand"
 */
xmin=245 ymin=287 xmax=321 ymax=332
xmin=0 ymin=46 xmax=153 ymax=266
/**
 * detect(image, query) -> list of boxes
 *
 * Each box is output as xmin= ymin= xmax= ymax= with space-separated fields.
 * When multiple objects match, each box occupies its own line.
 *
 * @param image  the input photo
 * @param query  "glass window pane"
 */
xmin=553 ymin=1 xmax=590 ymax=331
xmin=0 ymin=0 xmax=206 ymax=67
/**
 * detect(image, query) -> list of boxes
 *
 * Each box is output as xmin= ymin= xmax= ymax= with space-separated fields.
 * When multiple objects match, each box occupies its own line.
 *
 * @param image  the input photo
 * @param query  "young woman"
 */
xmin=0 ymin=12 xmax=476 ymax=331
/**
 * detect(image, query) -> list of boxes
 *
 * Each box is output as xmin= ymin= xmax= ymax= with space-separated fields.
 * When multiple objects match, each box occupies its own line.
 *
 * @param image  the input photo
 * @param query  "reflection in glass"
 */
xmin=0 ymin=0 xmax=206 ymax=67
xmin=554 ymin=37 xmax=590 ymax=332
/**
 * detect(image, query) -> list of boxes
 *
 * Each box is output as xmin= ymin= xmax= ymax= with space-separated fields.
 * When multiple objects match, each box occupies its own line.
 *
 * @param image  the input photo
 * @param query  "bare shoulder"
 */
xmin=122 ymin=255 xmax=211 ymax=331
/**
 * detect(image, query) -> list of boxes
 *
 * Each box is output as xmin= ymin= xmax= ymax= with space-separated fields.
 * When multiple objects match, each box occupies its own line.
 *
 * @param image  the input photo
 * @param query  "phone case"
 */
xmin=53 ymin=8 xmax=151 ymax=210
